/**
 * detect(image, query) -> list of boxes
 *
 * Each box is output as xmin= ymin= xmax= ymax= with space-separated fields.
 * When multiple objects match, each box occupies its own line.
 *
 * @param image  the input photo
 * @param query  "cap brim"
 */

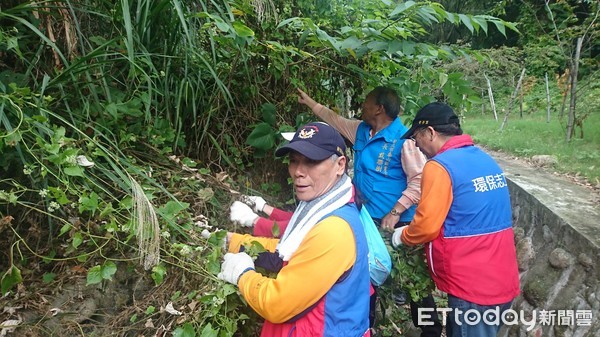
xmin=401 ymin=125 xmax=419 ymax=139
xmin=275 ymin=141 xmax=333 ymax=161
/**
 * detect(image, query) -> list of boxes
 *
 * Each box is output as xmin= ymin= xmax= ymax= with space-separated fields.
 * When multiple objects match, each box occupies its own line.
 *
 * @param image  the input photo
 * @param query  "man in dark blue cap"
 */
xmin=218 ymin=122 xmax=372 ymax=337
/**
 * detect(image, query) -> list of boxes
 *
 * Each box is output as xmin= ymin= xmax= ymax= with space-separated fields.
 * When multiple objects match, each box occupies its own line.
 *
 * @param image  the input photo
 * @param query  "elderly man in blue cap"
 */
xmin=218 ymin=122 xmax=372 ymax=337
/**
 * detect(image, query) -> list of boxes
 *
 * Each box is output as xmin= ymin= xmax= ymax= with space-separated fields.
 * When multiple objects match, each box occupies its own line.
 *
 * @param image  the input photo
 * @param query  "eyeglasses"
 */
xmin=410 ymin=128 xmax=428 ymax=142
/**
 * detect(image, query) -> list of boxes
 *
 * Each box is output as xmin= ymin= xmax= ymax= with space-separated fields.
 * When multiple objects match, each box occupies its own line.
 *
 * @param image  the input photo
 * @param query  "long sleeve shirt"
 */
xmin=401 ymin=161 xmax=451 ymax=245
xmin=228 ymin=216 xmax=356 ymax=323
xmin=253 ymin=208 xmax=293 ymax=237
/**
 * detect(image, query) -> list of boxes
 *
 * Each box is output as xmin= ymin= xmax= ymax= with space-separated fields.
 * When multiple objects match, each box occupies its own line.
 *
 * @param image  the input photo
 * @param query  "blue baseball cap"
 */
xmin=275 ymin=122 xmax=346 ymax=160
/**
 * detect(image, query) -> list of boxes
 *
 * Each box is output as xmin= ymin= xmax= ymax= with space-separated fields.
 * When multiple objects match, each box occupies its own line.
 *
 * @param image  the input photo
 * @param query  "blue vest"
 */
xmin=353 ymin=118 xmax=416 ymax=221
xmin=322 ymin=204 xmax=370 ymax=336
xmin=432 ymin=146 xmax=512 ymax=237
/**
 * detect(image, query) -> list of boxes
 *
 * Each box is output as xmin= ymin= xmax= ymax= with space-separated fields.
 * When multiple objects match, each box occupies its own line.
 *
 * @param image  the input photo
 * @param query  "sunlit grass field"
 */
xmin=461 ymin=111 xmax=600 ymax=184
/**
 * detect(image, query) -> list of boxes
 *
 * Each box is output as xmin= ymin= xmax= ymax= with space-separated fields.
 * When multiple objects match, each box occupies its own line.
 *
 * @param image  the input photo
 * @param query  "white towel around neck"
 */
xmin=277 ymin=175 xmax=353 ymax=261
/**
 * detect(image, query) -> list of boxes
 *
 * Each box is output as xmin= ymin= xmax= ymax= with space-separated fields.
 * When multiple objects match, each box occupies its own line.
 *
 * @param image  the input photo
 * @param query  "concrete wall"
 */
xmin=492 ymin=153 xmax=600 ymax=337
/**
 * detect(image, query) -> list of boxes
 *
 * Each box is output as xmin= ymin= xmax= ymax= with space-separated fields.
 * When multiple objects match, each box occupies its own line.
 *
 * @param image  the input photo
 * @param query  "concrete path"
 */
xmin=489 ymin=149 xmax=600 ymax=248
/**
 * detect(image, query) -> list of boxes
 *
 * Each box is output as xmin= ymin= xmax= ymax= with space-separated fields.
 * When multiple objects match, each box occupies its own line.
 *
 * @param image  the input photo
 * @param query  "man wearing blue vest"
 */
xmin=297 ymin=88 xmax=442 ymax=337
xmin=394 ymin=102 xmax=520 ymax=337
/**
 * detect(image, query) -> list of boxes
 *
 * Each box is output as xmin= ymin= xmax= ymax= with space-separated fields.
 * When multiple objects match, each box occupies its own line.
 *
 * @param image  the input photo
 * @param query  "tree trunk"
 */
xmin=545 ymin=72 xmax=551 ymax=123
xmin=566 ymin=37 xmax=582 ymax=142
xmin=481 ymin=89 xmax=485 ymax=115
xmin=484 ymin=73 xmax=497 ymax=121
xmin=559 ymin=71 xmax=570 ymax=119
xmin=519 ymin=83 xmax=524 ymax=118
xmin=500 ymin=67 xmax=526 ymax=131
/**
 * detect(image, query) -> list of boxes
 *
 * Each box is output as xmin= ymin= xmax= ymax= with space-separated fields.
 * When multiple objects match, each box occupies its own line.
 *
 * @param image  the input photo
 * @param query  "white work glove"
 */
xmin=241 ymin=195 xmax=267 ymax=213
xmin=391 ymin=226 xmax=408 ymax=248
xmin=230 ymin=201 xmax=259 ymax=227
xmin=218 ymin=252 xmax=255 ymax=285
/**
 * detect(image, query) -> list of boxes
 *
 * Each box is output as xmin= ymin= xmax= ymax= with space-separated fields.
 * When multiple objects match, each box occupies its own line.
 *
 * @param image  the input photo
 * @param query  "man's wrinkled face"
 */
xmin=288 ymin=152 xmax=345 ymax=201
xmin=411 ymin=127 xmax=435 ymax=158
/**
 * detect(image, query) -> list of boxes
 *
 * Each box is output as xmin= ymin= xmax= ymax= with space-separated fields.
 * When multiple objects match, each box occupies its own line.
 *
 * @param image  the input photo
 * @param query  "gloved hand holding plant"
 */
xmin=230 ymin=201 xmax=259 ymax=227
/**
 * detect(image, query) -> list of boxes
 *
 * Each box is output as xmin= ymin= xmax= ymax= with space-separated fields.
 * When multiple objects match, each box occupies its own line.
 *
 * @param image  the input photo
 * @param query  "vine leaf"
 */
xmin=1 ymin=266 xmax=22 ymax=295
xmin=246 ymin=122 xmax=276 ymax=151
xmin=86 ymin=261 xmax=118 ymax=285
xmin=86 ymin=265 xmax=103 ymax=285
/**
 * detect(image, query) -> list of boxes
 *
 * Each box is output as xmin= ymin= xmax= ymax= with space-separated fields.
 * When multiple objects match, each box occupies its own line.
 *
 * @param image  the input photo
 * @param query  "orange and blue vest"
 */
xmin=259 ymin=204 xmax=371 ymax=337
xmin=427 ymin=145 xmax=520 ymax=305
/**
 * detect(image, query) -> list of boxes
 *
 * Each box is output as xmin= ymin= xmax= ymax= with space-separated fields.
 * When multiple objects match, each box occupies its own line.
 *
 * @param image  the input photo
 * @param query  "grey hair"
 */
xmin=330 ymin=154 xmax=349 ymax=173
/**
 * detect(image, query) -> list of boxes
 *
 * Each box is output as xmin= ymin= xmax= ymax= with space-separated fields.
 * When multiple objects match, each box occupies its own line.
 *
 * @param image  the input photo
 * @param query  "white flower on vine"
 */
xmin=39 ymin=189 xmax=48 ymax=198
xmin=48 ymin=201 xmax=60 ymax=212
xmin=161 ymin=231 xmax=171 ymax=239
xmin=213 ymin=296 xmax=224 ymax=306
xmin=23 ymin=167 xmax=33 ymax=175
xmin=65 ymin=155 xmax=77 ymax=165
xmin=179 ymin=245 xmax=192 ymax=256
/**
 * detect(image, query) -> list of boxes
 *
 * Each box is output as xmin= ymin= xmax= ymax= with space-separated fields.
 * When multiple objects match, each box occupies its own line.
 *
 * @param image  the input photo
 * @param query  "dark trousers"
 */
xmin=369 ymin=288 xmax=442 ymax=337
xmin=410 ymin=293 xmax=443 ymax=337
xmin=369 ymin=288 xmax=377 ymax=328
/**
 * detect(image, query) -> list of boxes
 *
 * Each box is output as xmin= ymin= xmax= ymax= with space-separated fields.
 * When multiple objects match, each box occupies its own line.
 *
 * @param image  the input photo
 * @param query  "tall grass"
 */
xmin=0 ymin=0 xmax=236 ymax=273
